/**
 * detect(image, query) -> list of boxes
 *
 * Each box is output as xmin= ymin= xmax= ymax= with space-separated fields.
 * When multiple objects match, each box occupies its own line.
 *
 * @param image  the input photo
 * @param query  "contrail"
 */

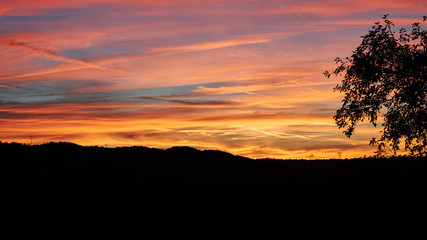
xmin=0 ymin=38 xmax=123 ymax=72
xmin=297 ymin=12 xmax=311 ymax=25
xmin=0 ymin=84 xmax=17 ymax=89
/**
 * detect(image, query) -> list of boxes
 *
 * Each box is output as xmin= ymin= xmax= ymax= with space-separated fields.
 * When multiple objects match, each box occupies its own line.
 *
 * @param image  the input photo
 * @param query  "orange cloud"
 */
xmin=0 ymin=7 xmax=9 ymax=15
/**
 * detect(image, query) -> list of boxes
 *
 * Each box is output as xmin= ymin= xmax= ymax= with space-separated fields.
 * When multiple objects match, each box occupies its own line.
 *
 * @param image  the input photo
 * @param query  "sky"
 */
xmin=0 ymin=0 xmax=425 ymax=159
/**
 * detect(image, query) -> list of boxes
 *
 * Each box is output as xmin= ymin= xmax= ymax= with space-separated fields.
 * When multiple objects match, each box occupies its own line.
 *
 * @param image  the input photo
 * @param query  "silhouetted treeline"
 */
xmin=1 ymin=141 xmax=425 ymax=182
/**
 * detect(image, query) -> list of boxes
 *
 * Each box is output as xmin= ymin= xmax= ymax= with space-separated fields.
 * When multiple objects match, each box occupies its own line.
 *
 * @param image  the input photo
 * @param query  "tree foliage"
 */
xmin=325 ymin=15 xmax=427 ymax=156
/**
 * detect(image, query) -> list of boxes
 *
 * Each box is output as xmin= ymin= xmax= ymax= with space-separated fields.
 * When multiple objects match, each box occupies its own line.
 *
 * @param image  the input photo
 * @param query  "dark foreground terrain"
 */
xmin=1 ymin=141 xmax=425 ymax=181
xmin=3 ymin=141 xmax=427 ymax=218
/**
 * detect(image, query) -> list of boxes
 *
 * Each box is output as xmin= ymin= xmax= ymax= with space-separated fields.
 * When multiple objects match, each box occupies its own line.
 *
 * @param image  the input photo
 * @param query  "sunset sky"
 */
xmin=1 ymin=0 xmax=425 ymax=159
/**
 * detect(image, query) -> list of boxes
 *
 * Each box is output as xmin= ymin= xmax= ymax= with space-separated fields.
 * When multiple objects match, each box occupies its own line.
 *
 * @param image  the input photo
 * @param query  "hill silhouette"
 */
xmin=1 ymin=141 xmax=425 ymax=182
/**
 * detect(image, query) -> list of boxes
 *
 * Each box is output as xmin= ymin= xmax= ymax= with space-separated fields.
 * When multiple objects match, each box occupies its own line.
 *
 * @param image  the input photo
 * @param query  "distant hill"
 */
xmin=1 ymin=141 xmax=425 ymax=181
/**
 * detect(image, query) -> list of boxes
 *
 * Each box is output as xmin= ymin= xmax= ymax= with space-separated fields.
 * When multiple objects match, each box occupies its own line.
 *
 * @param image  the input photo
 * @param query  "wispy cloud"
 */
xmin=0 ymin=32 xmax=290 ymax=80
xmin=152 ymin=33 xmax=289 ymax=52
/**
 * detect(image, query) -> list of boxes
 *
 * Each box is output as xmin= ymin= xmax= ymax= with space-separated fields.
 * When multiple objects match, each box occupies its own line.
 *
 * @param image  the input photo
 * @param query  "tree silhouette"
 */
xmin=325 ymin=15 xmax=427 ymax=156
